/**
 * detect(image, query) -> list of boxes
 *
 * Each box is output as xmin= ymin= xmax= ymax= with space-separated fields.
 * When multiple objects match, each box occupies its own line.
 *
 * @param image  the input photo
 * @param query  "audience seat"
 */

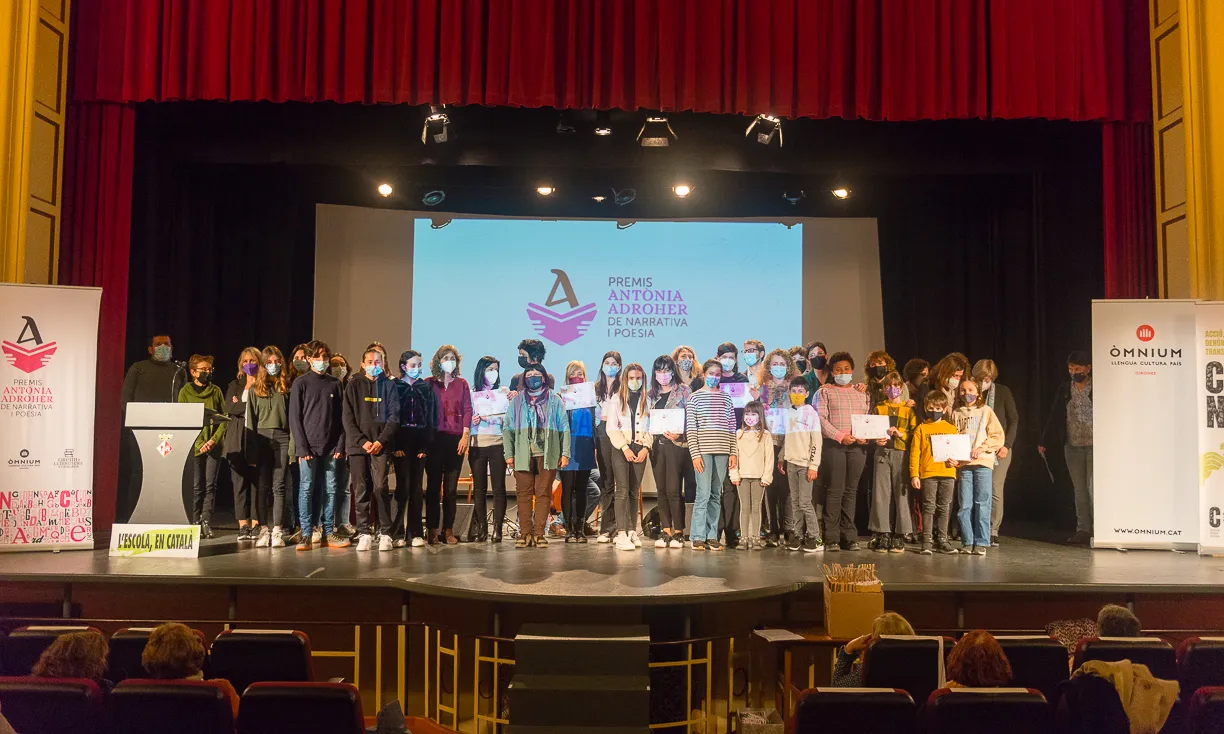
xmin=237 ymin=682 xmax=364 ymax=734
xmin=994 ymin=635 xmax=1071 ymax=702
xmin=1178 ymin=637 xmax=1224 ymax=698
xmin=208 ymin=629 xmax=313 ymax=694
xmin=1188 ymin=687 xmax=1224 ymax=734
xmin=793 ymin=687 xmax=915 ymax=734
xmin=1073 ymin=637 xmax=1178 ymax=681
xmin=110 ymin=679 xmax=237 ymax=734
xmin=0 ymin=626 xmax=97 ymax=676
xmin=861 ymin=636 xmax=955 ymax=710
xmin=923 ymin=688 xmax=1051 ymax=734
xmin=0 ymin=676 xmax=103 ymax=734
xmin=106 ymin=626 xmax=209 ymax=683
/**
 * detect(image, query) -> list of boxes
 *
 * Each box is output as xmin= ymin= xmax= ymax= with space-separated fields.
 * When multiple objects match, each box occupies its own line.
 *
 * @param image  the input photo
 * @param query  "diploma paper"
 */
xmin=558 ymin=381 xmax=597 ymax=410
xmin=852 ymin=414 xmax=890 ymax=440
xmin=765 ymin=406 xmax=818 ymax=435
xmin=649 ymin=408 xmax=685 ymax=434
xmin=930 ymin=433 xmax=972 ymax=462
xmin=471 ymin=389 xmax=509 ymax=417
xmin=765 ymin=409 xmax=787 ymax=436
xmin=719 ymin=382 xmax=749 ymax=408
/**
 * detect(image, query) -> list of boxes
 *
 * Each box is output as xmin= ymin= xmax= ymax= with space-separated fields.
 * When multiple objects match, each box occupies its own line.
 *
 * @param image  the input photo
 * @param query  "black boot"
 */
xmin=199 ymin=521 xmax=214 ymax=540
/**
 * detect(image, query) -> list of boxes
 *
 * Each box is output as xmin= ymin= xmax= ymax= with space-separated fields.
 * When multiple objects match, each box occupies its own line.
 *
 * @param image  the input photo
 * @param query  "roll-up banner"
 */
xmin=1196 ymin=302 xmax=1224 ymax=555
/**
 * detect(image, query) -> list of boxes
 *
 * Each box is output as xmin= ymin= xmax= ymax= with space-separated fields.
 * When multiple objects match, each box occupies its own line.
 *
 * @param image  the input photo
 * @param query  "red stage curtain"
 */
xmin=1102 ymin=122 xmax=1157 ymax=298
xmin=59 ymin=101 xmax=136 ymax=537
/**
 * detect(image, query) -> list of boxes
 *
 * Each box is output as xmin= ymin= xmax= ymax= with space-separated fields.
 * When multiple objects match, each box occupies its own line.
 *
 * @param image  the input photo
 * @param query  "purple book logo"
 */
xmin=527 ymin=269 xmax=597 ymax=346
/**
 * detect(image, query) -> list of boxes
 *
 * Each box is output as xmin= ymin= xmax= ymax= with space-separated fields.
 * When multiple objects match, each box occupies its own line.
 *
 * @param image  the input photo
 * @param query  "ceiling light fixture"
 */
xmin=422 ymin=190 xmax=446 ymax=207
xmin=377 ymin=183 xmax=393 ymax=197
xmin=831 ymin=187 xmax=851 ymax=200
xmin=592 ymin=195 xmax=606 ymax=202
xmin=746 ymin=114 xmax=783 ymax=146
xmin=421 ymin=104 xmax=453 ymax=144
xmin=536 ymin=186 xmax=556 ymax=196
xmin=672 ymin=184 xmax=692 ymax=198
xmin=637 ymin=115 xmax=677 ymax=147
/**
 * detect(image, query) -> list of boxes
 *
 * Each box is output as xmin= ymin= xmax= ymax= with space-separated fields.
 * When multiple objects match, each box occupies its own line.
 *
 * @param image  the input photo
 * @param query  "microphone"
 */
xmin=173 ymin=360 xmax=189 ymax=368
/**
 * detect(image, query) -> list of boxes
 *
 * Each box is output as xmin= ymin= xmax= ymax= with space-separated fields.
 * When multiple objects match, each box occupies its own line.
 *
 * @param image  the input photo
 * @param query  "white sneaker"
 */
xmin=614 ymin=532 xmax=635 ymax=551
xmin=270 ymin=527 xmax=285 ymax=548
xmin=655 ymin=537 xmax=667 ymax=548
xmin=254 ymin=526 xmax=271 ymax=548
xmin=393 ymin=538 xmax=407 ymax=548
xmin=596 ymin=532 xmax=612 ymax=544
xmin=311 ymin=527 xmax=322 ymax=545
xmin=630 ymin=531 xmax=642 ymax=548
xmin=410 ymin=536 xmax=425 ymax=548
xmin=378 ymin=534 xmax=393 ymax=551
xmin=356 ymin=534 xmax=373 ymax=552
xmin=669 ymin=537 xmax=684 ymax=549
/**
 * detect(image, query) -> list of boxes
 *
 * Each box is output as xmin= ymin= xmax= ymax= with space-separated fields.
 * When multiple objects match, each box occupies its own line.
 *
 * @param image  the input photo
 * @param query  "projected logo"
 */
xmin=2 ymin=316 xmax=57 ymax=374
xmin=527 ymin=269 xmax=598 ymax=346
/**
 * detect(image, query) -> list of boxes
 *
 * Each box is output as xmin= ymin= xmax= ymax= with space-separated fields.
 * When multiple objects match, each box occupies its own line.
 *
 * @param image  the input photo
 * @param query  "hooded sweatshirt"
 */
xmin=951 ymin=403 xmax=1006 ymax=468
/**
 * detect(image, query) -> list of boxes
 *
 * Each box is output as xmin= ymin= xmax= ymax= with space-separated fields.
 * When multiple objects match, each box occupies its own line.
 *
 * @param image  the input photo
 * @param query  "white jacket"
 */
xmin=606 ymin=393 xmax=654 ymax=450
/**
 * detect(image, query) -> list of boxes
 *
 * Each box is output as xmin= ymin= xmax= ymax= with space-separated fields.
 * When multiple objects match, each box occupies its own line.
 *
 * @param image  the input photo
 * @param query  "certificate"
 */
xmin=719 ymin=382 xmax=749 ymax=408
xmin=649 ymin=408 xmax=685 ymax=434
xmin=765 ymin=409 xmax=787 ymax=436
xmin=471 ymin=389 xmax=509 ymax=417
xmin=930 ymin=433 xmax=972 ymax=462
xmin=852 ymin=414 xmax=890 ymax=440
xmin=558 ymin=381 xmax=596 ymax=410
xmin=788 ymin=405 xmax=819 ymax=433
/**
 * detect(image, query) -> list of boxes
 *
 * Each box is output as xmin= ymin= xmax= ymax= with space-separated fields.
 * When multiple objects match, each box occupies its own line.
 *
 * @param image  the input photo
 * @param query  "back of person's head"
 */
xmin=32 ymin=630 xmax=108 ymax=681
xmin=142 ymin=623 xmax=206 ymax=679
xmin=947 ymin=630 xmax=1012 ymax=687
xmin=903 ymin=358 xmax=930 ymax=385
xmin=871 ymin=611 xmax=915 ymax=639
xmin=1096 ymin=604 xmax=1141 ymax=637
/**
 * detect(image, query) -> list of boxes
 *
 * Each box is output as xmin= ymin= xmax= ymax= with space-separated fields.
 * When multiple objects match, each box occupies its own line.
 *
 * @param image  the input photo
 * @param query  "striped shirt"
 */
xmin=684 ymin=388 xmax=738 ymax=459
xmin=817 ymin=383 xmax=871 ymax=442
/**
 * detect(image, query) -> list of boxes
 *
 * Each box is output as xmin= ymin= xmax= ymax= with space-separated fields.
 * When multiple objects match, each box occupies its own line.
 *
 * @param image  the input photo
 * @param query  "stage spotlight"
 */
xmin=637 ymin=115 xmax=676 ymax=147
xmin=592 ymin=195 xmax=606 ymax=202
xmin=556 ymin=111 xmax=577 ymax=135
xmin=536 ymin=186 xmax=556 ymax=196
xmin=783 ymin=190 xmax=805 ymax=205
xmin=594 ymin=111 xmax=612 ymax=136
xmin=421 ymin=104 xmax=453 ymax=144
xmin=746 ymin=114 xmax=783 ymax=146
xmin=422 ymin=190 xmax=447 ymax=207
xmin=613 ymin=188 xmax=636 ymax=206
xmin=831 ymin=187 xmax=851 ymax=199
xmin=672 ymin=184 xmax=692 ymax=198
xmin=377 ymin=183 xmax=393 ymax=197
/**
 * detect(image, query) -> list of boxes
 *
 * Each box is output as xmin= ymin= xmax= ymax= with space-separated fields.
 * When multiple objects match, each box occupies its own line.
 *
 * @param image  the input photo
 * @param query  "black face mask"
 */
xmin=868 ymin=365 xmax=887 ymax=380
xmin=1071 ymin=372 xmax=1088 ymax=383
xmin=811 ymin=355 xmax=827 ymax=370
xmin=518 ymin=355 xmax=531 ymax=370
xmin=196 ymin=373 xmax=212 ymax=387
xmin=926 ymin=410 xmax=943 ymax=421
xmin=525 ymin=375 xmax=544 ymax=391
xmin=794 ymin=358 xmax=807 ymax=373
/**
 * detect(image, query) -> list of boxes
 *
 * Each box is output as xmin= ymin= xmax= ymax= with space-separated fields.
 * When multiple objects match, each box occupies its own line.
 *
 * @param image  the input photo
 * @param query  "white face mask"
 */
xmin=485 ymin=369 xmax=499 ymax=385
xmin=980 ymin=380 xmax=993 ymax=392
xmin=833 ymin=373 xmax=853 ymax=386
xmin=440 ymin=359 xmax=457 ymax=374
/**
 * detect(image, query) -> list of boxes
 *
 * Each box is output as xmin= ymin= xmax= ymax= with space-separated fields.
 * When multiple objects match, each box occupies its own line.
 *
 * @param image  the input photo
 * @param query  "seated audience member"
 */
xmin=32 ymin=630 xmax=112 ymax=692
xmin=142 ymin=623 xmax=239 ymax=716
xmin=832 ymin=611 xmax=916 ymax=687
xmin=946 ymin=630 xmax=1013 ymax=688
xmin=1096 ymin=604 xmax=1142 ymax=637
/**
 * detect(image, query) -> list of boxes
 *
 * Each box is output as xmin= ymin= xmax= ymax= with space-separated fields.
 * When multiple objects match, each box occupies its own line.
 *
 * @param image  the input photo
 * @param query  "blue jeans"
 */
xmin=957 ymin=465 xmax=993 ymax=547
xmin=691 ymin=454 xmax=728 ymax=542
xmin=299 ymin=455 xmax=339 ymax=537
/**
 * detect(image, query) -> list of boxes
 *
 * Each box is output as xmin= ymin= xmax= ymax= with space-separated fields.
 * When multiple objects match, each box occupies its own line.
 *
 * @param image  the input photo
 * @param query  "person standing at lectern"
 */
xmin=122 ymin=334 xmax=185 ymax=406
xmin=177 ymin=354 xmax=226 ymax=538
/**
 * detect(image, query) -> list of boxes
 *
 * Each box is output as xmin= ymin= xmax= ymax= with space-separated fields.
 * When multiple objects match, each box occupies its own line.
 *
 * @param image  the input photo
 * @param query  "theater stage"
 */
xmin=1 ymin=537 xmax=1221 ymax=605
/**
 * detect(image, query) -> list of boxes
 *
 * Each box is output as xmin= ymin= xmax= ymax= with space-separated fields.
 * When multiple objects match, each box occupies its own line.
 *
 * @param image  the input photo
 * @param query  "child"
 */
xmin=730 ymin=401 xmax=774 ymax=551
xmin=909 ymin=391 xmax=959 ymax=555
xmin=177 ymin=354 xmax=226 ymax=539
xmin=685 ymin=359 xmax=739 ymax=551
xmin=288 ymin=340 xmax=346 ymax=551
xmin=816 ymin=352 xmax=870 ymax=552
xmin=869 ymin=371 xmax=917 ymax=553
xmin=342 ymin=348 xmax=400 ymax=552
xmin=952 ymin=378 xmax=1005 ymax=556
xmin=780 ymin=376 xmax=823 ymax=552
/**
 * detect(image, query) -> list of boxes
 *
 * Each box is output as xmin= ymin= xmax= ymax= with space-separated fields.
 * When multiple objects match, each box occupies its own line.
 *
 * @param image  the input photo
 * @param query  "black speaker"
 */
xmin=455 ymin=503 xmax=478 ymax=541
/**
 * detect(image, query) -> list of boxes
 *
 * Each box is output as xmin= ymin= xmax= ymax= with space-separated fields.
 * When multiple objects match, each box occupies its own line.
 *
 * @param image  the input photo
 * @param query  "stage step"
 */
xmin=510 ymin=625 xmax=650 ymax=730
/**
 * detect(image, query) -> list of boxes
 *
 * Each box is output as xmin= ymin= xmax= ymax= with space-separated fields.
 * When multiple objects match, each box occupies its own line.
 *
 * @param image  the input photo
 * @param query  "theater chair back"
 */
xmin=0 ymin=626 xmax=96 ymax=676
xmin=110 ymin=679 xmax=236 ymax=734
xmin=994 ymin=635 xmax=1071 ymax=703
xmin=0 ymin=676 xmax=103 ymax=734
xmin=106 ymin=627 xmax=209 ymax=683
xmin=1189 ymin=687 xmax=1224 ymax=734
xmin=237 ymin=682 xmax=364 ymax=734
xmin=923 ymin=688 xmax=1051 ymax=734
xmin=794 ymin=687 xmax=915 ymax=734
xmin=861 ymin=636 xmax=953 ymax=709
xmin=1178 ymin=637 xmax=1224 ymax=697
xmin=209 ymin=629 xmax=313 ymax=694
xmin=1073 ymin=637 xmax=1178 ymax=681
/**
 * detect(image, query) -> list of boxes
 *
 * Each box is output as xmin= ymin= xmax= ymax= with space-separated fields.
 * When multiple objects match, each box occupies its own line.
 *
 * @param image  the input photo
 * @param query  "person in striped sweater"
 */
xmin=684 ymin=359 xmax=739 ymax=550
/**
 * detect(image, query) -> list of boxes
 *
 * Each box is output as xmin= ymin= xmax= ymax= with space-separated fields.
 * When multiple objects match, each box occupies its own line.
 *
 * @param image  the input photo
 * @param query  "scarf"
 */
xmin=526 ymin=388 xmax=549 ymax=444
xmin=985 ymin=384 xmax=996 ymax=410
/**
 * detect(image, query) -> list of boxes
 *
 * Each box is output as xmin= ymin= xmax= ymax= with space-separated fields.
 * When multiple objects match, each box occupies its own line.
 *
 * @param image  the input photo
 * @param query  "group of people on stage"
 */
xmin=121 ymin=334 xmax=1094 ymax=555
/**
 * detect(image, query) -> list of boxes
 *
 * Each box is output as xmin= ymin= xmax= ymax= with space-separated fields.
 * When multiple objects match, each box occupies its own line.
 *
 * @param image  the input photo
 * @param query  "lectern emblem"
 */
xmin=157 ymin=439 xmax=173 ymax=457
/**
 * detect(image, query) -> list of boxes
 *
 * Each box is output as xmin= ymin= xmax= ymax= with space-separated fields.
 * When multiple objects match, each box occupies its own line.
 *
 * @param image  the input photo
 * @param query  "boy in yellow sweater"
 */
xmin=869 ymin=372 xmax=917 ymax=554
xmin=909 ymin=391 xmax=959 ymax=555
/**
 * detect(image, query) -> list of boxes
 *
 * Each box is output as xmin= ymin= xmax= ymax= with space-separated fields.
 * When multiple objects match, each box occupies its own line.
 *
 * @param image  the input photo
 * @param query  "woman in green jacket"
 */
xmin=503 ymin=364 xmax=570 ymax=548
xmin=177 ymin=354 xmax=226 ymax=538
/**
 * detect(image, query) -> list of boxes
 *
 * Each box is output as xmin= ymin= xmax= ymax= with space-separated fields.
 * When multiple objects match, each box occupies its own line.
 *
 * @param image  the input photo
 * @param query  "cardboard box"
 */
xmin=823 ymin=579 xmax=884 ymax=640
xmin=735 ymin=708 xmax=784 ymax=734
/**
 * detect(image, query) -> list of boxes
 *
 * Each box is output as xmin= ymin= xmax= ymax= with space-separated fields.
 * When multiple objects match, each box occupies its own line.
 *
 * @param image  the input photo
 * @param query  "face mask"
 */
xmin=603 ymin=364 xmax=619 ymax=378
xmin=834 ymin=373 xmax=853 ymax=386
xmin=517 ymin=355 xmax=530 ymax=370
xmin=1071 ymin=372 xmax=1088 ymax=383
xmin=789 ymin=393 xmax=806 ymax=407
xmin=884 ymin=386 xmax=902 ymax=401
xmin=810 ymin=355 xmax=827 ymax=370
xmin=869 ymin=365 xmax=887 ymax=380
xmin=927 ymin=410 xmax=944 ymax=421
xmin=961 ymin=392 xmax=977 ymax=405
xmin=242 ymin=363 xmax=259 ymax=377
xmin=679 ymin=358 xmax=694 ymax=372
xmin=525 ymin=375 xmax=544 ymax=391
xmin=719 ymin=357 xmax=735 ymax=372
xmin=331 ymin=366 xmax=348 ymax=380
xmin=195 ymin=372 xmax=212 ymax=386
xmin=743 ymin=413 xmax=760 ymax=427
xmin=485 ymin=369 xmax=499 ymax=385
xmin=946 ymin=377 xmax=960 ymax=390
xmin=153 ymin=345 xmax=172 ymax=362
xmin=365 ymin=365 xmax=383 ymax=377
xmin=743 ymin=353 xmax=759 ymax=367
xmin=265 ymin=363 xmax=280 ymax=376
xmin=794 ymin=358 xmax=807 ymax=373
xmin=980 ymin=380 xmax=993 ymax=392
xmin=569 ymin=375 xmax=585 ymax=385
xmin=293 ymin=359 xmax=309 ymax=374
xmin=627 ymin=378 xmax=643 ymax=391
xmin=705 ymin=375 xmax=720 ymax=389
xmin=405 ymin=366 xmax=421 ymax=379
xmin=770 ymin=365 xmax=787 ymax=380
xmin=440 ymin=359 xmax=457 ymax=374
xmin=655 ymin=372 xmax=672 ymax=386
xmin=310 ymin=360 xmax=328 ymax=373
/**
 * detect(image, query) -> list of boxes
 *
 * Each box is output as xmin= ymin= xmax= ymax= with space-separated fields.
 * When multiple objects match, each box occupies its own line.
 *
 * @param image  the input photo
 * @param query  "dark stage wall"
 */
xmin=126 ymin=104 xmax=1102 ymax=529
